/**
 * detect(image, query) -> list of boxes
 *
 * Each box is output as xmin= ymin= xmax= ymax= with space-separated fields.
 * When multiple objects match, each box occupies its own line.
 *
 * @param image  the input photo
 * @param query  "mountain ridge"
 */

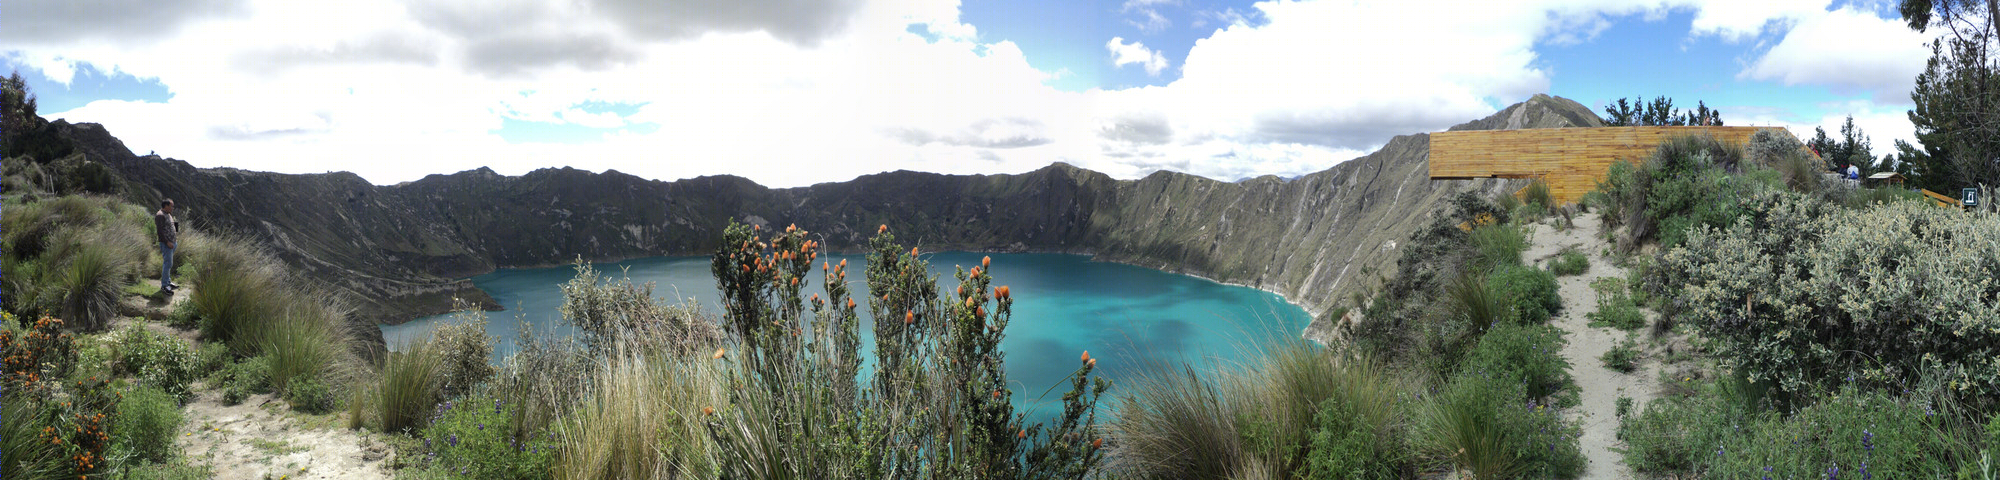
xmin=44 ymin=94 xmax=1604 ymax=338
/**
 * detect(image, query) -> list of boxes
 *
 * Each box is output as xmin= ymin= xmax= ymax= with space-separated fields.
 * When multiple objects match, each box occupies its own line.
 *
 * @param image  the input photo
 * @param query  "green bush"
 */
xmin=111 ymin=386 xmax=183 ymax=464
xmin=1585 ymin=278 xmax=1645 ymax=331
xmin=1460 ymin=323 xmax=1574 ymax=406
xmin=430 ymin=309 xmax=494 ymax=400
xmin=1547 ymin=249 xmax=1588 ymax=276
xmin=1654 ymin=192 xmax=2000 ymax=403
xmin=1594 ymin=135 xmax=1758 ymax=252
xmin=1624 ymin=379 xmax=1957 ymax=478
xmin=112 ymin=324 xmax=201 ymax=399
xmin=285 ymin=372 xmax=336 ymax=414
xmin=1305 ymin=393 xmax=1401 ymax=480
xmin=1601 ymin=338 xmax=1639 ymax=373
xmin=219 ymin=355 xmax=272 ymax=405
xmin=1 ymin=394 xmax=67 ymax=479
xmin=1488 ymin=264 xmax=1560 ymax=324
xmin=57 ymin=241 xmax=132 ymax=331
xmin=419 ymin=394 xmax=560 ymax=479
xmin=1523 ymin=178 xmax=1553 ymax=210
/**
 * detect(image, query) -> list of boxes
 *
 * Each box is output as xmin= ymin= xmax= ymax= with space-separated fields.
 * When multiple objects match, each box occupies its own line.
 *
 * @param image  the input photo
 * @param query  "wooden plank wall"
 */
xmin=1429 ymin=126 xmax=1792 ymax=205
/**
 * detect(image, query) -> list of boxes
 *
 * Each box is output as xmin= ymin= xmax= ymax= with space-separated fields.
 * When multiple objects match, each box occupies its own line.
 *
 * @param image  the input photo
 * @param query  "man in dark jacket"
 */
xmin=155 ymin=199 xmax=181 ymax=294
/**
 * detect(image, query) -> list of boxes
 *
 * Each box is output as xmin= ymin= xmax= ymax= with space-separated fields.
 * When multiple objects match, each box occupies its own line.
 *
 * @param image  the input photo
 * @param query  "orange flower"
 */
xmin=970 ymin=267 xmax=981 ymax=278
xmin=975 ymin=307 xmax=984 ymax=318
xmin=1081 ymin=351 xmax=1091 ymax=363
xmin=703 ymin=406 xmax=715 ymax=416
xmin=997 ymin=286 xmax=1010 ymax=300
xmin=713 ymin=348 xmax=726 ymax=360
xmin=878 ymin=224 xmax=888 ymax=234
xmin=1093 ymin=438 xmax=1104 ymax=449
xmin=910 ymin=247 xmax=919 ymax=257
xmin=1018 ymin=429 xmax=1027 ymax=439
xmin=846 ymin=298 xmax=856 ymax=309
xmin=957 ymin=285 xmax=965 ymax=296
xmin=992 ymin=390 xmax=1002 ymax=399
xmin=1088 ymin=358 xmax=1097 ymax=368
xmin=905 ymin=311 xmax=915 ymax=325
xmin=982 ymin=256 xmax=991 ymax=269
xmin=790 ymin=277 xmax=799 ymax=286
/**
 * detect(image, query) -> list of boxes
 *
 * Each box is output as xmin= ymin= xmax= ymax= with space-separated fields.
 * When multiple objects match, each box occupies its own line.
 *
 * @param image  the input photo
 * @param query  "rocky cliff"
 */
xmin=49 ymin=94 xmax=1603 ymax=331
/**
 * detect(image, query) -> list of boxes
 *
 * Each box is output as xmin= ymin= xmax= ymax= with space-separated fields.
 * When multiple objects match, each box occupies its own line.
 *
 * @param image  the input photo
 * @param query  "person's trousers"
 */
xmin=161 ymin=243 xmax=175 ymax=290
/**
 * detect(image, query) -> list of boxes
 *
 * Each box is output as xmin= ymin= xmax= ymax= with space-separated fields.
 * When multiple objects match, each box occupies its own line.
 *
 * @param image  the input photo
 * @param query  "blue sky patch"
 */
xmin=3 ymin=56 xmax=172 ymax=112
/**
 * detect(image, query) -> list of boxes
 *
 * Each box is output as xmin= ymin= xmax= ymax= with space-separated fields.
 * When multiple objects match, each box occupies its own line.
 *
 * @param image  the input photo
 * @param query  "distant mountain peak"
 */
xmin=1447 ymin=94 xmax=1605 ymax=132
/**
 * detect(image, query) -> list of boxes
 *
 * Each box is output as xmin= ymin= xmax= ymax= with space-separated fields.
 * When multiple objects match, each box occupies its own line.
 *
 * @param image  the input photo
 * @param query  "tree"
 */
xmin=1901 ymin=0 xmax=2000 ymax=187
xmin=1602 ymin=96 xmax=1724 ymax=126
xmin=1806 ymin=116 xmax=1876 ymax=173
xmin=2 ymin=70 xmax=38 ymax=156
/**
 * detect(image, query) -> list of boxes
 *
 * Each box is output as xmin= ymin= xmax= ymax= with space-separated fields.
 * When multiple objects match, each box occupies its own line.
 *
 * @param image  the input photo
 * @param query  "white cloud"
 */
xmin=1106 ymin=37 xmax=1170 ymax=76
xmin=4 ymin=0 xmax=1925 ymax=188
xmin=1684 ymin=0 xmax=1829 ymax=40
xmin=1740 ymin=6 xmax=1930 ymax=102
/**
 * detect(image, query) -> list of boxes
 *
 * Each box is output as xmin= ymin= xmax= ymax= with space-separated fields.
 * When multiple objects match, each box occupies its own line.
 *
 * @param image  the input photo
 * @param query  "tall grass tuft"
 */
xmin=1468 ymin=223 xmax=1526 ymax=268
xmin=1112 ymin=365 xmax=1245 ymax=479
xmin=187 ymin=242 xmax=281 ymax=352
xmin=1523 ymin=178 xmax=1553 ymax=210
xmin=554 ymin=345 xmax=723 ymax=480
xmin=374 ymin=336 xmax=445 ymax=433
xmin=1417 ymin=374 xmax=1519 ymax=480
xmin=261 ymin=300 xmax=346 ymax=394
xmin=57 ymin=241 xmax=130 ymax=331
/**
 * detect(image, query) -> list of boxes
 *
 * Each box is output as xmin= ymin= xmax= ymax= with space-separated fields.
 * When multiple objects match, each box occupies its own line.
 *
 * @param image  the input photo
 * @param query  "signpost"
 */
xmin=1963 ymin=188 xmax=1981 ymax=209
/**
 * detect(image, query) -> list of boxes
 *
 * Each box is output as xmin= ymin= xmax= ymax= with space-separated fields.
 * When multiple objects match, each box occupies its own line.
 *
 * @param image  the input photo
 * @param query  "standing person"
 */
xmin=1847 ymin=163 xmax=1860 ymax=180
xmin=154 ymin=199 xmax=181 ymax=294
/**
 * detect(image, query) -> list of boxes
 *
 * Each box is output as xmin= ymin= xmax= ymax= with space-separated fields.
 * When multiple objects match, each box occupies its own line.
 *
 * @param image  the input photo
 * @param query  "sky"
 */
xmin=1 ymin=0 xmax=1936 ymax=187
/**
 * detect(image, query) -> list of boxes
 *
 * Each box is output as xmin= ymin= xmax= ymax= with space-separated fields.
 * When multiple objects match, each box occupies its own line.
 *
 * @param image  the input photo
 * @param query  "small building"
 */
xmin=1428 ymin=126 xmax=1795 ymax=205
xmin=1865 ymin=171 xmax=1906 ymax=187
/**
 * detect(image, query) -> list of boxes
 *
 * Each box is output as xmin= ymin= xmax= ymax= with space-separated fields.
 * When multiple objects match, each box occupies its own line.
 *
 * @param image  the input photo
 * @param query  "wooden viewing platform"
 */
xmin=1429 ymin=126 xmax=1795 ymax=205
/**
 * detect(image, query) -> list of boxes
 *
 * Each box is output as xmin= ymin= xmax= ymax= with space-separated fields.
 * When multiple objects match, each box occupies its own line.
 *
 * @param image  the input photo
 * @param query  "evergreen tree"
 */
xmin=1901 ymin=0 xmax=2000 ymax=187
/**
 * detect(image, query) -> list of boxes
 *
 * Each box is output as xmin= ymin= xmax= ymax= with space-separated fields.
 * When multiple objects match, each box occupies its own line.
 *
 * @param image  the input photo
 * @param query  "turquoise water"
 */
xmin=382 ymin=252 xmax=1310 ymax=416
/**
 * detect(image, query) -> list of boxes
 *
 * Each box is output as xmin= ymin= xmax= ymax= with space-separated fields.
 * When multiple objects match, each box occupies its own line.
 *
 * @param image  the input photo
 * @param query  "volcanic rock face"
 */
xmin=66 ymin=94 xmax=1600 ymax=329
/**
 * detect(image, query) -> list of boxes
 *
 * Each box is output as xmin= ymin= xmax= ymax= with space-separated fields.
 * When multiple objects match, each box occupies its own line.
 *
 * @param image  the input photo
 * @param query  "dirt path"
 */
xmin=177 ymin=389 xmax=395 ymax=480
xmin=118 ymin=287 xmax=399 ymax=480
xmin=1524 ymin=213 xmax=1663 ymax=480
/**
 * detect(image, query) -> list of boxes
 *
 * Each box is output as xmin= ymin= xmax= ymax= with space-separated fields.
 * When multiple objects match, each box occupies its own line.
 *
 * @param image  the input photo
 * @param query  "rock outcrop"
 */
xmin=49 ymin=94 xmax=1602 ymax=333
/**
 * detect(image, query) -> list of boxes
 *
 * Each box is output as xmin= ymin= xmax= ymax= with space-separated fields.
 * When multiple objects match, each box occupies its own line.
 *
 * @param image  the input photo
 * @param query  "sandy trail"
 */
xmin=119 ymin=286 xmax=398 ymax=480
xmin=1523 ymin=212 xmax=1663 ymax=480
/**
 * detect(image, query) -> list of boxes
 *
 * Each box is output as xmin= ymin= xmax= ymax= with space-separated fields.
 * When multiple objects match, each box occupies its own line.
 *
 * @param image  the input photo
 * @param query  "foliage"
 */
xmin=494 ymin=321 xmax=590 ymax=455
xmin=428 ymin=308 xmax=495 ymax=400
xmin=286 ymin=373 xmax=336 ymax=414
xmin=706 ymin=222 xmax=1108 ymax=478
xmin=1416 ymin=372 xmax=1584 ymax=479
xmin=1601 ymin=338 xmax=1640 ymax=373
xmin=111 ymin=385 xmax=183 ymax=465
xmin=57 ymin=240 xmax=134 ymax=331
xmin=1602 ymin=95 xmax=1724 ymax=126
xmin=110 ymin=324 xmax=201 ymax=400
xmin=557 ymin=260 xmax=721 ymax=356
xmin=1460 ymin=323 xmax=1575 ymax=406
xmin=219 ymin=355 xmax=272 ymax=405
xmin=1 ymin=387 xmax=67 ymax=479
xmin=1593 ymin=134 xmax=1757 ymax=252
xmin=1 ymin=315 xmax=75 ymax=391
xmin=1747 ymin=128 xmax=1826 ymax=193
xmin=1653 ymin=192 xmax=2000 ymax=404
xmin=1584 ymin=277 xmax=1645 ymax=331
xmin=419 ymin=394 xmax=560 ymax=480
xmin=1624 ymin=375 xmax=1962 ymax=478
xmin=1522 ymin=178 xmax=1553 ymax=210
xmin=1902 ymin=1 xmax=2000 ymax=189
xmin=1547 ymin=249 xmax=1588 ymax=276
xmin=1469 ymin=223 xmax=1527 ymax=268
xmin=554 ymin=349 xmax=723 ymax=480
xmin=1807 ymin=115 xmax=1878 ymax=173
xmin=376 ymin=337 xmax=447 ymax=433
xmin=1488 ymin=264 xmax=1560 ymax=324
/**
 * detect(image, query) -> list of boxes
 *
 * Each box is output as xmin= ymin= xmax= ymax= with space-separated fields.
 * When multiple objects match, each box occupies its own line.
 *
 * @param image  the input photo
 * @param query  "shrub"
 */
xmin=1594 ymin=135 xmax=1758 ymax=252
xmin=494 ymin=323 xmax=589 ymax=450
xmin=1585 ymin=278 xmax=1645 ymax=331
xmin=187 ymin=247 xmax=278 ymax=352
xmin=1 ymin=393 xmax=67 ymax=479
xmin=1488 ymin=264 xmax=1560 ymax=324
xmin=1523 ymin=178 xmax=1553 ymax=210
xmin=1625 ymin=379 xmax=1958 ymax=478
xmin=1114 ymin=364 xmax=1244 ymax=479
xmin=422 ymin=394 xmax=560 ymax=480
xmin=430 ymin=309 xmax=494 ymax=400
xmin=1547 ymin=249 xmax=1588 ymax=276
xmin=1469 ymin=223 xmax=1527 ymax=268
xmin=112 ymin=324 xmax=201 ymax=399
xmin=194 ymin=342 xmax=228 ymax=373
xmin=1653 ymin=192 xmax=2000 ymax=404
xmin=1460 ymin=323 xmax=1574 ymax=406
xmin=558 ymin=261 xmax=721 ymax=357
xmin=111 ymin=386 xmax=183 ymax=464
xmin=1601 ymin=338 xmax=1639 ymax=373
xmin=261 ymin=301 xmax=345 ymax=394
xmin=1299 ymin=355 xmax=1410 ymax=480
xmin=286 ymin=373 xmax=336 ymax=414
xmin=219 ymin=355 xmax=272 ymax=405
